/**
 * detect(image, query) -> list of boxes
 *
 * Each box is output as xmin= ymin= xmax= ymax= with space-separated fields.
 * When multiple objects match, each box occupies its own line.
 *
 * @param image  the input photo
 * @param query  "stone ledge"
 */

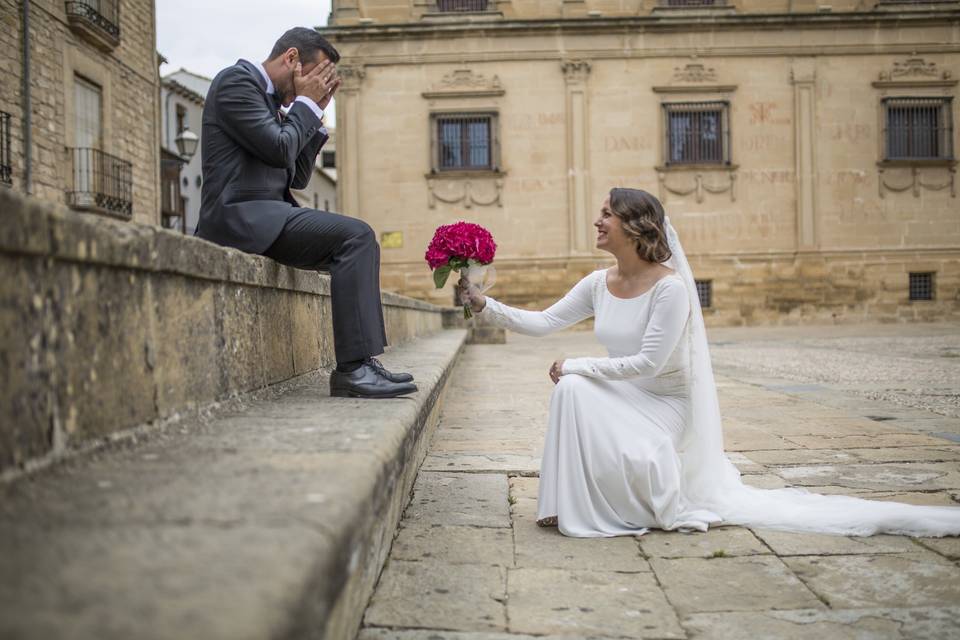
xmin=0 ymin=188 xmax=445 ymax=313
xmin=0 ymin=188 xmax=457 ymax=473
xmin=0 ymin=328 xmax=468 ymax=640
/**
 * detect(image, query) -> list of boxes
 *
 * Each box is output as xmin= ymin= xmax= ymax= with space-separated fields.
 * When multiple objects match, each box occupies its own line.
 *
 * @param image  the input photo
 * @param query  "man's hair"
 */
xmin=268 ymin=27 xmax=340 ymax=64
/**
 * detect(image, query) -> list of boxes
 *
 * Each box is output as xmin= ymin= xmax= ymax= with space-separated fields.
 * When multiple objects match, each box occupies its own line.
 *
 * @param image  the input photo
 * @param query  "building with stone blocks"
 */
xmin=1 ymin=0 xmax=161 ymax=225
xmin=321 ymin=1 xmax=959 ymax=325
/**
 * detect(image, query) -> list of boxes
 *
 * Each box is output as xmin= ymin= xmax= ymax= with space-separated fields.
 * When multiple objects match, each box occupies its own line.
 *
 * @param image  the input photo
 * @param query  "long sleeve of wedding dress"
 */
xmin=561 ymin=276 xmax=689 ymax=380
xmin=480 ymin=272 xmax=595 ymax=336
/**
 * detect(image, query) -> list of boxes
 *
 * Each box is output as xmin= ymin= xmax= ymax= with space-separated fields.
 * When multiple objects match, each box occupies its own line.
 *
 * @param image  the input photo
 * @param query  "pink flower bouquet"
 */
xmin=425 ymin=221 xmax=497 ymax=318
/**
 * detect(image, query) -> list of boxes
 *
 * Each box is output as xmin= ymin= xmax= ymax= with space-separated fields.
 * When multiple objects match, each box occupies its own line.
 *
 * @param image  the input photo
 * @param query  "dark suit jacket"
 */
xmin=195 ymin=59 xmax=328 ymax=253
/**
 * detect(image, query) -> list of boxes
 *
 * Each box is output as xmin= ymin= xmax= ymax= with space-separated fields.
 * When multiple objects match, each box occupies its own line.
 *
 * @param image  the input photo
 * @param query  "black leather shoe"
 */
xmin=366 ymin=357 xmax=414 ymax=383
xmin=330 ymin=363 xmax=418 ymax=399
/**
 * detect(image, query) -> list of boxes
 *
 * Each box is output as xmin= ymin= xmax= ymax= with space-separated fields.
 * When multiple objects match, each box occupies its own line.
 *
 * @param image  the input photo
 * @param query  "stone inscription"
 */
xmin=740 ymin=134 xmax=787 ymax=152
xmin=504 ymin=113 xmax=564 ymax=129
xmin=603 ymin=136 xmax=653 ymax=152
xmin=830 ymin=124 xmax=872 ymax=144
xmin=748 ymin=102 xmax=791 ymax=126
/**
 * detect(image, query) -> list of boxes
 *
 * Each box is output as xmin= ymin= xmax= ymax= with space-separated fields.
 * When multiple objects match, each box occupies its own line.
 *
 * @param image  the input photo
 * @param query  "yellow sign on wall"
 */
xmin=381 ymin=231 xmax=404 ymax=249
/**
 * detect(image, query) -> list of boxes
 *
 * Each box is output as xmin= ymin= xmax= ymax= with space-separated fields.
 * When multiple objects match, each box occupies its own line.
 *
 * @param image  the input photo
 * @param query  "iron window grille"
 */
xmin=431 ymin=112 xmax=498 ymax=172
xmin=695 ymin=280 xmax=713 ymax=309
xmin=67 ymin=147 xmax=133 ymax=217
xmin=909 ymin=272 xmax=935 ymax=301
xmin=65 ymin=0 xmax=121 ymax=42
xmin=435 ymin=0 xmax=490 ymax=11
xmin=882 ymin=97 xmax=953 ymax=161
xmin=661 ymin=0 xmax=725 ymax=5
xmin=321 ymin=150 xmax=336 ymax=169
xmin=664 ymin=101 xmax=731 ymax=165
xmin=0 ymin=111 xmax=11 ymax=187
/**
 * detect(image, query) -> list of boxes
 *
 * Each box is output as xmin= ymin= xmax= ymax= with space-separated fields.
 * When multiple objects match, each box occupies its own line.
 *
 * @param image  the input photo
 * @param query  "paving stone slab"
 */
xmin=784 ymin=433 xmax=952 ymax=450
xmin=741 ymin=473 xmax=788 ymax=489
xmin=507 ymin=567 xmax=683 ymax=639
xmin=681 ymin=606 xmax=960 ymax=640
xmin=512 ymin=516 xmax=649 ymax=573
xmin=359 ymin=631 xmax=542 ymax=640
xmin=363 ymin=560 xmax=507 ymax=632
xmin=390 ymin=523 xmax=514 ymax=566
xmin=915 ymin=536 xmax=960 ymax=560
xmin=649 ymin=556 xmax=824 ymax=615
xmin=405 ymin=472 xmax=511 ymax=528
xmin=750 ymin=529 xmax=919 ymax=556
xmin=725 ymin=451 xmax=767 ymax=474
xmin=744 ymin=448 xmax=860 ymax=466
xmin=639 ymin=527 xmax=771 ymax=559
xmin=722 ymin=426 xmax=794 ymax=451
xmin=421 ymin=453 xmax=541 ymax=474
xmin=784 ymin=552 xmax=960 ymax=609
xmin=776 ymin=462 xmax=960 ymax=491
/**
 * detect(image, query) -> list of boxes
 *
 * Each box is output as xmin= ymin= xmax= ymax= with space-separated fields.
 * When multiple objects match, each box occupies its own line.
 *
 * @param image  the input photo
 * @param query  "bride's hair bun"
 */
xmin=608 ymin=188 xmax=672 ymax=263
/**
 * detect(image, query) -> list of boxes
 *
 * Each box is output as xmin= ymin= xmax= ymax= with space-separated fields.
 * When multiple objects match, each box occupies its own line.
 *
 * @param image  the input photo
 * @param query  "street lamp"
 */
xmin=174 ymin=127 xmax=199 ymax=161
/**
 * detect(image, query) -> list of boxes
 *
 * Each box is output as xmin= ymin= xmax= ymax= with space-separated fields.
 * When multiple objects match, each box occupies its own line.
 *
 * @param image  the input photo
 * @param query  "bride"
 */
xmin=458 ymin=187 xmax=960 ymax=539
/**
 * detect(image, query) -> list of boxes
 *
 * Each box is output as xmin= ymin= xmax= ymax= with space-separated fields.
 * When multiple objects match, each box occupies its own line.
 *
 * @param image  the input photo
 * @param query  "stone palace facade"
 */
xmin=321 ymin=0 xmax=959 ymax=325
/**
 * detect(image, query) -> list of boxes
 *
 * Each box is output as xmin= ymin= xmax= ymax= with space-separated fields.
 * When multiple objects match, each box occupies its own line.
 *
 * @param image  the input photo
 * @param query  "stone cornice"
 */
xmin=319 ymin=11 xmax=960 ymax=42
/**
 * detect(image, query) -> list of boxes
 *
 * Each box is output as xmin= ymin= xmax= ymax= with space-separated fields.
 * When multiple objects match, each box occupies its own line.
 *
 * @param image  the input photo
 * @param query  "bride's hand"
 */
xmin=549 ymin=360 xmax=565 ymax=384
xmin=456 ymin=277 xmax=486 ymax=313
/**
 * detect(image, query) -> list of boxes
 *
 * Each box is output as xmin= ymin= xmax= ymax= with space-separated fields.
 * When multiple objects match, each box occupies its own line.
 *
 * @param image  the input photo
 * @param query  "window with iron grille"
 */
xmin=321 ymin=150 xmax=336 ymax=169
xmin=661 ymin=0 xmax=725 ymax=5
xmin=0 ymin=111 xmax=11 ymax=186
xmin=431 ymin=112 xmax=498 ymax=172
xmin=435 ymin=0 xmax=489 ymax=11
xmin=695 ymin=280 xmax=713 ymax=309
xmin=883 ymin=97 xmax=953 ymax=161
xmin=664 ymin=102 xmax=730 ymax=165
xmin=909 ymin=272 xmax=935 ymax=301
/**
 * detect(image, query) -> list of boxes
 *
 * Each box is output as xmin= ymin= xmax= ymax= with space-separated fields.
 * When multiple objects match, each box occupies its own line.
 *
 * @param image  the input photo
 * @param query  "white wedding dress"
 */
xmin=480 ymin=219 xmax=960 ymax=539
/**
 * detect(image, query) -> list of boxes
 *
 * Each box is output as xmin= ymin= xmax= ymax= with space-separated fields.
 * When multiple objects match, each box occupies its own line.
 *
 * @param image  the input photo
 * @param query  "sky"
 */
xmin=156 ymin=0 xmax=336 ymax=117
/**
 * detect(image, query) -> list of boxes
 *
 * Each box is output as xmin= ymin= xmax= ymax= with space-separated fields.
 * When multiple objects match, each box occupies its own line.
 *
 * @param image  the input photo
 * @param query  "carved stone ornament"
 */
xmin=878 ymin=57 xmax=952 ymax=82
xmin=656 ymin=169 xmax=737 ymax=204
xmin=427 ymin=177 xmax=504 ymax=209
xmin=338 ymin=65 xmax=367 ymax=91
xmin=422 ymin=69 xmax=505 ymax=98
xmin=879 ymin=166 xmax=956 ymax=199
xmin=561 ymin=60 xmax=591 ymax=83
xmin=673 ymin=62 xmax=718 ymax=83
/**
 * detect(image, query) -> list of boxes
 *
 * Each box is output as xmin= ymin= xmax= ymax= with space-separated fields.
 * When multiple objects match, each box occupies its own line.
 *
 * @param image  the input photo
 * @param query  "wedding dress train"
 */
xmin=480 ymin=220 xmax=960 ymax=539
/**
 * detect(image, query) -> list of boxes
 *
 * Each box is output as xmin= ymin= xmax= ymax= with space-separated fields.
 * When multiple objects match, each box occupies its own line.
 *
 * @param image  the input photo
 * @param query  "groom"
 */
xmin=196 ymin=27 xmax=417 ymax=399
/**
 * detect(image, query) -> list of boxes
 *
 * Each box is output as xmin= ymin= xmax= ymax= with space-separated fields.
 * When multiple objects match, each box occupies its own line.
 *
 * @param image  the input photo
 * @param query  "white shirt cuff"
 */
xmin=294 ymin=96 xmax=324 ymax=123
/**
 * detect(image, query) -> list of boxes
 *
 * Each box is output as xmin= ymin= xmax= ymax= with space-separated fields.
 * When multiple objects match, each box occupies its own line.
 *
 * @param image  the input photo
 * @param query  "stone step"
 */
xmin=0 ymin=328 xmax=468 ymax=640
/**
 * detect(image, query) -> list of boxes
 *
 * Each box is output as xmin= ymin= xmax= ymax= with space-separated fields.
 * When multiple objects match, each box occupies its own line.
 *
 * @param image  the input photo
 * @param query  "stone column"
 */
xmin=336 ymin=65 xmax=366 ymax=219
xmin=563 ymin=60 xmax=592 ymax=256
xmin=791 ymin=59 xmax=818 ymax=250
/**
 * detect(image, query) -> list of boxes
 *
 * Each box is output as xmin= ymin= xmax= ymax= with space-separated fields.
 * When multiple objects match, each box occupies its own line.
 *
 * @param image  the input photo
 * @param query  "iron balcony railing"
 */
xmin=65 ymin=0 xmax=120 ymax=41
xmin=0 ymin=111 xmax=11 ymax=186
xmin=435 ymin=0 xmax=489 ymax=12
xmin=67 ymin=147 xmax=133 ymax=217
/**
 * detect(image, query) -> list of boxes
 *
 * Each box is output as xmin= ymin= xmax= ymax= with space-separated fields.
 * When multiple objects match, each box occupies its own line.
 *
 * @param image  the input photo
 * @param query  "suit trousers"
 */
xmin=263 ymin=208 xmax=388 ymax=364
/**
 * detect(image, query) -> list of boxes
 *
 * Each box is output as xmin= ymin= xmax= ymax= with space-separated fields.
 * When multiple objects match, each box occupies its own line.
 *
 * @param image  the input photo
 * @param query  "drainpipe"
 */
xmin=21 ymin=0 xmax=32 ymax=194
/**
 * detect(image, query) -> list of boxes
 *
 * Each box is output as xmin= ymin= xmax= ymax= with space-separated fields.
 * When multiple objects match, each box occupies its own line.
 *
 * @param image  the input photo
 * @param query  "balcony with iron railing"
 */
xmin=65 ymin=0 xmax=120 ymax=51
xmin=1 ymin=111 xmax=11 ymax=187
xmin=67 ymin=147 xmax=133 ymax=218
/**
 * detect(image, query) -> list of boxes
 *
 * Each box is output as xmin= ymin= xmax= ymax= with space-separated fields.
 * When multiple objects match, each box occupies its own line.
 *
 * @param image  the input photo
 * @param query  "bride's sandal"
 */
xmin=536 ymin=516 xmax=558 ymax=527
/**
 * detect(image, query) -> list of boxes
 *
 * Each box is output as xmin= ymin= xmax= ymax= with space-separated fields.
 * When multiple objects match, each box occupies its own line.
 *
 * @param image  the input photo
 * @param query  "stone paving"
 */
xmin=358 ymin=325 xmax=960 ymax=640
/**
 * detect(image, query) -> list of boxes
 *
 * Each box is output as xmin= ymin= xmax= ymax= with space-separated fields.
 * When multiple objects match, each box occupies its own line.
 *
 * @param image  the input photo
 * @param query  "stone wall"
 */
xmin=322 ymin=9 xmax=960 ymax=325
xmin=0 ymin=188 xmax=450 ymax=474
xmin=0 ymin=0 xmax=160 ymax=224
